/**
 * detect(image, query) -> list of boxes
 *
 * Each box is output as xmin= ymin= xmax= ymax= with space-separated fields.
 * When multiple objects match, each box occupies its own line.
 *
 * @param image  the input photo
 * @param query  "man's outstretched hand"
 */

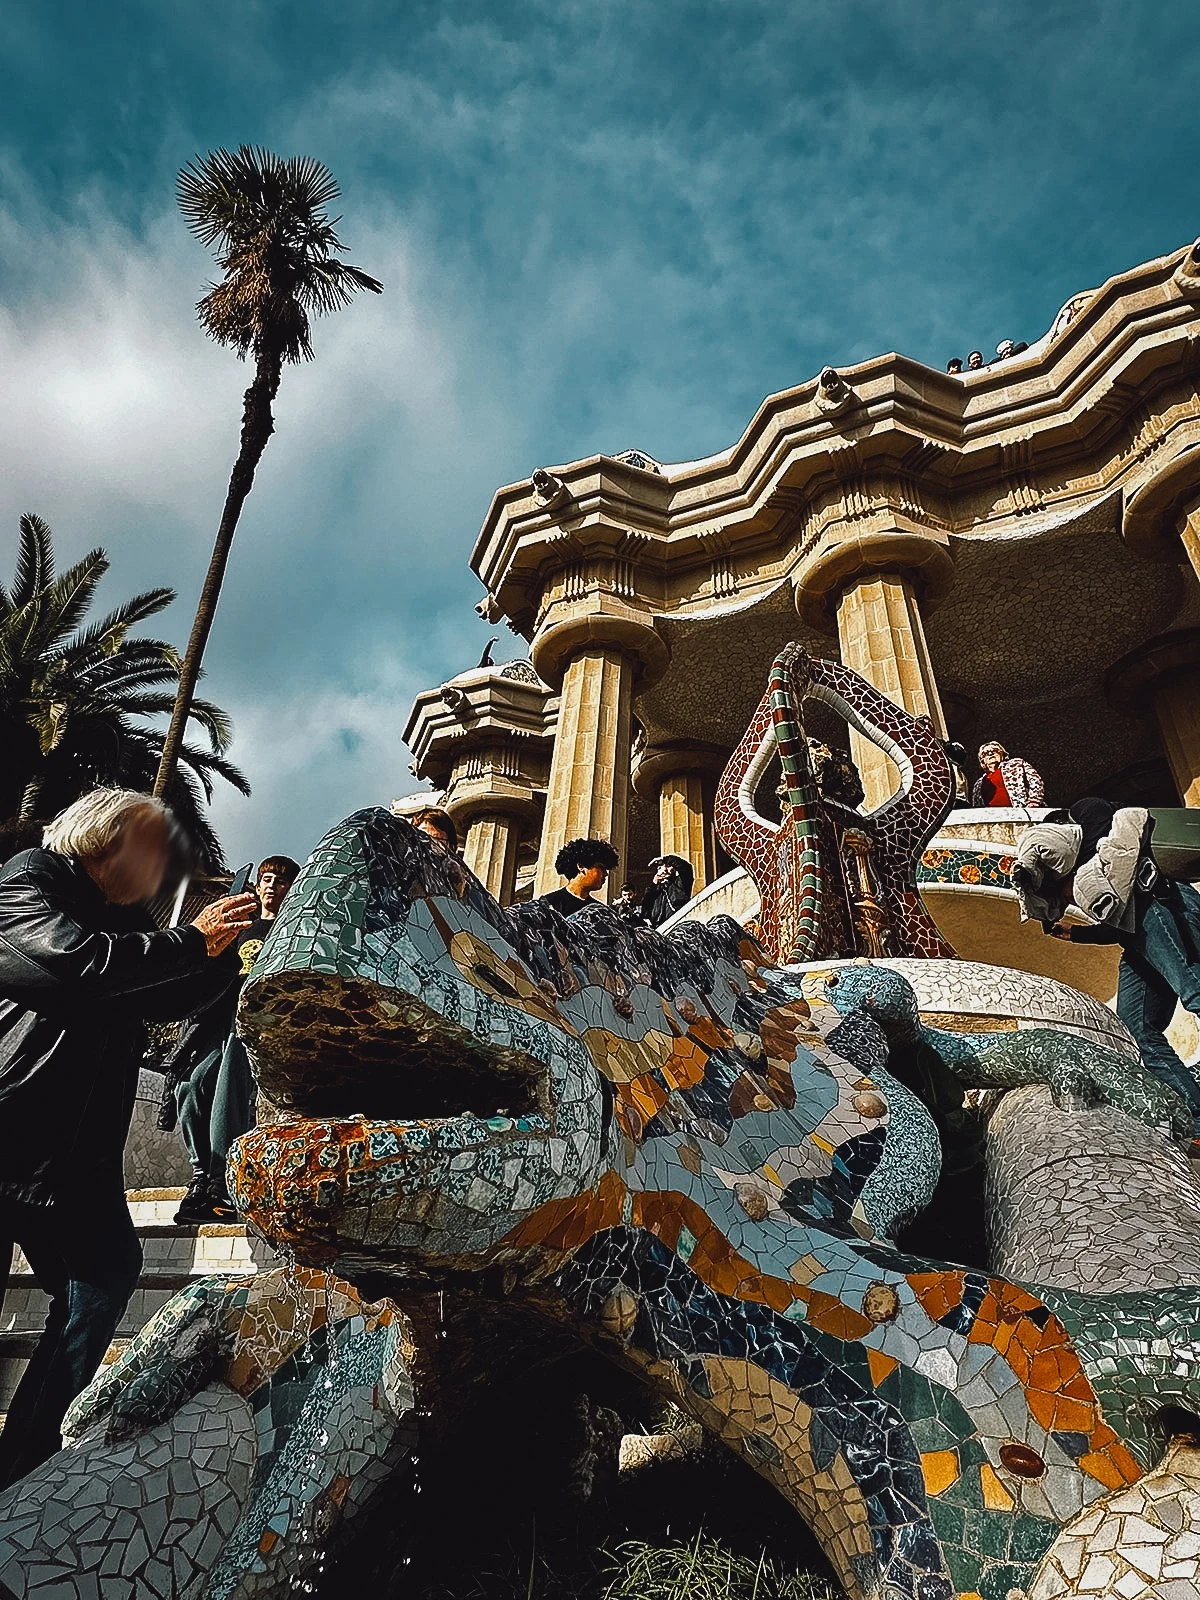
xmin=192 ymin=894 xmax=260 ymax=957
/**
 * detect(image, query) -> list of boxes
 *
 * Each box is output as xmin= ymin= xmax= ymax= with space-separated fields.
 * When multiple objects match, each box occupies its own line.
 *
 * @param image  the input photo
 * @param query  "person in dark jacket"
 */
xmin=1011 ymin=796 xmax=1200 ymax=1116
xmin=640 ymin=855 xmax=695 ymax=927
xmin=0 ymin=788 xmax=258 ymax=1487
xmin=613 ymin=883 xmax=644 ymax=924
xmin=167 ymin=855 xmax=300 ymax=1224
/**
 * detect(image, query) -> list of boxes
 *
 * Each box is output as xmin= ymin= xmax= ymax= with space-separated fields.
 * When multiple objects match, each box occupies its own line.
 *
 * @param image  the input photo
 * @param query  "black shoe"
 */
xmin=174 ymin=1176 xmax=217 ymax=1226
xmin=206 ymin=1185 xmax=238 ymax=1221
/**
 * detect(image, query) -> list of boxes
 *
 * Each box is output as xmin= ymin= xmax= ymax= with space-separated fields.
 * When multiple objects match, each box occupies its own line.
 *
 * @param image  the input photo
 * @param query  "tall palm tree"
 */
xmin=154 ymin=146 xmax=382 ymax=797
xmin=0 ymin=513 xmax=249 ymax=868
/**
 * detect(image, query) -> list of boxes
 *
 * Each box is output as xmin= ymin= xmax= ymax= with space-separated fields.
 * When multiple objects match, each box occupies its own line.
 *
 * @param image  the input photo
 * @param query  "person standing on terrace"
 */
xmin=166 ymin=855 xmax=300 ymax=1224
xmin=1009 ymin=797 xmax=1200 ymax=1118
xmin=971 ymin=742 xmax=1045 ymax=808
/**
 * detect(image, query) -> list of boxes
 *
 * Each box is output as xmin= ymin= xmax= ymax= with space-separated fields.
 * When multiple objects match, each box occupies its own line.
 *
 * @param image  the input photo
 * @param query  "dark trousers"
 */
xmin=174 ymin=1033 xmax=254 ymax=1193
xmin=1116 ymin=881 xmax=1200 ymax=1117
xmin=0 ymin=1189 xmax=142 ymax=1488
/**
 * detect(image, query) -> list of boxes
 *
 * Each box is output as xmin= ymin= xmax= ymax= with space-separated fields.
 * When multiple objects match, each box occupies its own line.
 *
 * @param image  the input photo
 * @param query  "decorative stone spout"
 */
xmin=813 ymin=365 xmax=858 ymax=418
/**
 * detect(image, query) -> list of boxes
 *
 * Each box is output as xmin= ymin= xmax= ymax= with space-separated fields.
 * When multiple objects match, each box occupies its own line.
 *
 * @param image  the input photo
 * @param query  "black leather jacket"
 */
xmin=0 ymin=849 xmax=226 ymax=1204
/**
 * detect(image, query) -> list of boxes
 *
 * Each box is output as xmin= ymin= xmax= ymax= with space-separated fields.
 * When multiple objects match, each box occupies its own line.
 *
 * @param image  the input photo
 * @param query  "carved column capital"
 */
xmin=531 ymin=609 xmax=669 ymax=691
xmin=794 ymin=527 xmax=954 ymax=634
xmin=442 ymin=781 xmax=544 ymax=831
xmin=1107 ymin=628 xmax=1200 ymax=807
xmin=631 ymin=740 xmax=729 ymax=799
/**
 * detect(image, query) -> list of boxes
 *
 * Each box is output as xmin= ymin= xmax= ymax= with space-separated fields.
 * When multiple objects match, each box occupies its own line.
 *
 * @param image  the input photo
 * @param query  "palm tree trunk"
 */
xmin=154 ymin=352 xmax=282 ymax=798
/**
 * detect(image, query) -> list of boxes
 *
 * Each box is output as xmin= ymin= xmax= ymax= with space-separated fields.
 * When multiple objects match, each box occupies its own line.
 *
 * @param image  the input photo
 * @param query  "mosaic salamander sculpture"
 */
xmin=203 ymin=811 xmax=1200 ymax=1600
xmin=7 ymin=621 xmax=1200 ymax=1600
xmin=5 ymin=810 xmax=1200 ymax=1598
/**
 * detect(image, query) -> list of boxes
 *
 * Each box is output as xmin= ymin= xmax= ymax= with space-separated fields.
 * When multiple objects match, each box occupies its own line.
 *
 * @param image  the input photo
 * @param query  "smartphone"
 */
xmin=228 ymin=862 xmax=255 ymax=897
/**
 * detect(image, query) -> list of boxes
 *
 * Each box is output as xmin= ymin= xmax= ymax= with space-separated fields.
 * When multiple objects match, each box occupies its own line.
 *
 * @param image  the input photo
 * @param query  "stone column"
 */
xmin=659 ymin=770 xmax=713 ymax=887
xmin=632 ymin=741 xmax=728 ymax=893
xmin=835 ymin=572 xmax=948 ymax=810
xmin=1107 ymin=630 xmax=1200 ymax=806
xmin=462 ymin=811 xmax=522 ymax=904
xmin=1155 ymin=677 xmax=1200 ymax=807
xmin=1181 ymin=501 xmax=1200 ymax=584
xmin=531 ymin=618 xmax=668 ymax=898
xmin=532 ymin=647 xmax=633 ymax=897
xmin=796 ymin=527 xmax=953 ymax=813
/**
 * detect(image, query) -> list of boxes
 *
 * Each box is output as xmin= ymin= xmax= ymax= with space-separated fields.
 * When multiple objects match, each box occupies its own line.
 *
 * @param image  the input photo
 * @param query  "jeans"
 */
xmin=0 ymin=1189 xmax=142 ymax=1488
xmin=1116 ymin=881 xmax=1200 ymax=1117
xmin=174 ymin=1032 xmax=254 ymax=1193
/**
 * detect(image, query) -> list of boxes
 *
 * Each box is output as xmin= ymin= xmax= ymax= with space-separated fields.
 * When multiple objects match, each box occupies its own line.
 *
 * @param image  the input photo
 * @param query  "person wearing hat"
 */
xmin=640 ymin=855 xmax=695 ymax=927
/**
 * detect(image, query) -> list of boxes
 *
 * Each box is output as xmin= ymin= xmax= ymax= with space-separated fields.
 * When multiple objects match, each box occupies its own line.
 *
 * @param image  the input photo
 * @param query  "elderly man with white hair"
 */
xmin=0 ymin=787 xmax=259 ymax=1488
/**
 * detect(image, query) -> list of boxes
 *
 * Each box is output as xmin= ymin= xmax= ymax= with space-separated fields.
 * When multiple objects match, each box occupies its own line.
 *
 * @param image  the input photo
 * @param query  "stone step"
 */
xmin=0 ymin=1187 xmax=277 ymax=1425
xmin=126 ymin=1186 xmax=191 ymax=1226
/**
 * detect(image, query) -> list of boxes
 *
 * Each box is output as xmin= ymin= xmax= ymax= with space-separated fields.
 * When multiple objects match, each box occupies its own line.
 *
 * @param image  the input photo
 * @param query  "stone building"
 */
xmin=404 ymin=239 xmax=1200 ymax=989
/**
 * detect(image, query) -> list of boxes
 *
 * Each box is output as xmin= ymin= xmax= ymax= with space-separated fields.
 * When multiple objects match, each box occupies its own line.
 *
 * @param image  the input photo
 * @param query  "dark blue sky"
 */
xmin=3 ymin=0 xmax=1198 ymax=861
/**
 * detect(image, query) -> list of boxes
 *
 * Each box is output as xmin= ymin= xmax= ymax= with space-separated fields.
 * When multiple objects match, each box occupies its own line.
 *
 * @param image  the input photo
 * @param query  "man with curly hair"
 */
xmin=538 ymin=837 xmax=619 ymax=917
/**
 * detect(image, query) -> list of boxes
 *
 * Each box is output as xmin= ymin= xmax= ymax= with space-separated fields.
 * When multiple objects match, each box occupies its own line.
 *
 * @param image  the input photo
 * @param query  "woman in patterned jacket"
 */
xmin=971 ymin=741 xmax=1045 ymax=808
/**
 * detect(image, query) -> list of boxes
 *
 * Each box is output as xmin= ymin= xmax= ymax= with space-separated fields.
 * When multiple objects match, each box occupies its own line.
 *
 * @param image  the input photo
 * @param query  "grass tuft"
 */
xmin=600 ymin=1532 xmax=838 ymax=1600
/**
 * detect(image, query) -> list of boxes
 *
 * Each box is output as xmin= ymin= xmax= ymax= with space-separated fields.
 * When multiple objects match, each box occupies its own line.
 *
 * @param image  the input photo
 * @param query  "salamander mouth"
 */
xmin=239 ymin=972 xmax=545 ymax=1122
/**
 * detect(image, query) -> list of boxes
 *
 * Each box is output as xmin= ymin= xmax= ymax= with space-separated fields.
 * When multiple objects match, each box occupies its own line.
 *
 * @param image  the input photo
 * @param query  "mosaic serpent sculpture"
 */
xmin=6 ymin=810 xmax=1199 ymax=1600
xmin=820 ymin=963 xmax=1193 ymax=1144
xmin=713 ymin=643 xmax=958 ymax=963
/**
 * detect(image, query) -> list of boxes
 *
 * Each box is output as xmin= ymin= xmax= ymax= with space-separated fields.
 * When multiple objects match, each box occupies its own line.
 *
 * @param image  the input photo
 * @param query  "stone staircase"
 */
xmin=0 ymin=1188 xmax=276 ymax=1418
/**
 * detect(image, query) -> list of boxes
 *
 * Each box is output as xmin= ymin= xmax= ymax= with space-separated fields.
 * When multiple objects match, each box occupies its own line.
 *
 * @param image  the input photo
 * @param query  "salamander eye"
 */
xmin=471 ymin=963 xmax=520 ymax=1000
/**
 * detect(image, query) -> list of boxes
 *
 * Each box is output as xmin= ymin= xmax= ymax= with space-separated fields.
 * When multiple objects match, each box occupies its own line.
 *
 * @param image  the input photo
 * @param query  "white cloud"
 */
xmin=0 ymin=181 xmax=516 ymax=862
xmin=4 ymin=0 xmax=1198 ymax=867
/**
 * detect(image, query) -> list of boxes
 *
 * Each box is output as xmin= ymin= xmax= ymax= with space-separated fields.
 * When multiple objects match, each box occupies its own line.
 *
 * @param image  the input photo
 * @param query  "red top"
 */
xmin=981 ymin=768 xmax=1011 ymax=806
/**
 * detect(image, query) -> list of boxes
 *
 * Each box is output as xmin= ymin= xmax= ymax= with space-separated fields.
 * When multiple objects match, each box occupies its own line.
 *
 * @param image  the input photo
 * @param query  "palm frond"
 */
xmin=164 ymin=762 xmax=227 ymax=872
xmin=1 ymin=513 xmax=242 ymax=868
xmin=40 ymin=550 xmax=109 ymax=645
xmin=116 ymin=729 xmax=229 ymax=871
xmin=114 ymin=692 xmax=234 ymax=753
xmin=3 ymin=595 xmax=48 ymax=662
xmin=64 ymin=587 xmax=175 ymax=661
xmin=178 ymin=146 xmax=342 ymax=248
xmin=180 ymin=743 xmax=252 ymax=798
xmin=179 ymin=144 xmax=380 ymax=363
xmin=77 ymin=655 xmax=180 ymax=694
xmin=300 ymin=258 xmax=384 ymax=316
xmin=11 ymin=514 xmax=55 ymax=608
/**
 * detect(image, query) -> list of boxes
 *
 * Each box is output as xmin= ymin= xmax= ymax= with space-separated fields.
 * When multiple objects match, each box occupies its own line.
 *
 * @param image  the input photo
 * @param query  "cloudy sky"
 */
xmin=3 ymin=0 xmax=1198 ymax=865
